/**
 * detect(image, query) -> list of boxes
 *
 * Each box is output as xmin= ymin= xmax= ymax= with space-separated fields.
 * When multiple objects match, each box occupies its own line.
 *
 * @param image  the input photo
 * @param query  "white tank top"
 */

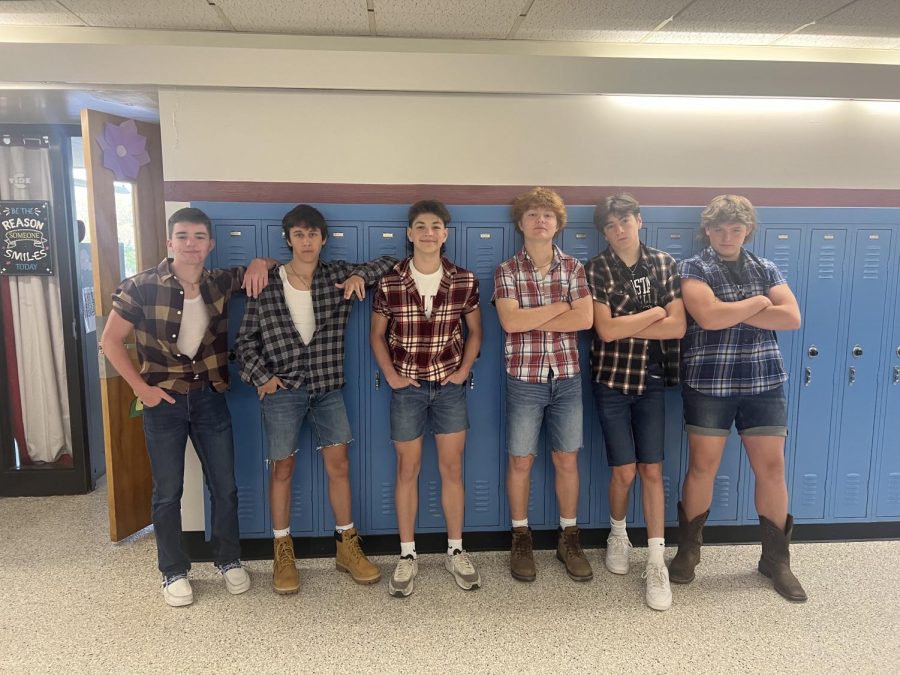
xmin=410 ymin=260 xmax=443 ymax=319
xmin=280 ymin=266 xmax=316 ymax=345
xmin=176 ymin=295 xmax=210 ymax=359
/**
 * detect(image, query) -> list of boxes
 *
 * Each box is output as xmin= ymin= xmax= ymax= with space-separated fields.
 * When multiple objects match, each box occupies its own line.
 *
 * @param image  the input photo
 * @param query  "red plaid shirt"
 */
xmin=493 ymin=245 xmax=591 ymax=383
xmin=373 ymin=257 xmax=480 ymax=382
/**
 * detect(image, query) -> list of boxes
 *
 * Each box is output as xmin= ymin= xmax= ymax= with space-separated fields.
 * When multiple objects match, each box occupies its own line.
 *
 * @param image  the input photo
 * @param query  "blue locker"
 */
xmin=462 ymin=225 xmax=506 ymax=529
xmin=790 ymin=230 xmax=846 ymax=519
xmin=213 ymin=222 xmax=260 ymax=269
xmin=288 ymin=426 xmax=317 ymax=535
xmin=874 ymin=276 xmax=900 ymax=517
xmin=741 ymin=228 xmax=803 ymax=523
xmin=264 ymin=221 xmax=291 ymax=262
xmin=831 ymin=229 xmax=892 ymax=519
xmin=365 ymin=224 xmax=409 ymax=533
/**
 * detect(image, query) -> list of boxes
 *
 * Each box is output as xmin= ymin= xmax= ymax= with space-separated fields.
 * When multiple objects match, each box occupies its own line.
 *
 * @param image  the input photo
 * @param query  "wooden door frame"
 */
xmin=0 ymin=124 xmax=92 ymax=496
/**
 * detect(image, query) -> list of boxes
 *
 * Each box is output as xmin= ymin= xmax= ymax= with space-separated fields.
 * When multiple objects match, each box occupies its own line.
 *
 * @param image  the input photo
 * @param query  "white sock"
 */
xmin=511 ymin=518 xmax=528 ymax=529
xmin=610 ymin=516 xmax=627 ymax=538
xmin=560 ymin=516 xmax=577 ymax=529
xmin=335 ymin=522 xmax=354 ymax=534
xmin=647 ymin=537 xmax=665 ymax=567
xmin=400 ymin=541 xmax=417 ymax=559
xmin=447 ymin=538 xmax=463 ymax=555
xmin=273 ymin=527 xmax=290 ymax=538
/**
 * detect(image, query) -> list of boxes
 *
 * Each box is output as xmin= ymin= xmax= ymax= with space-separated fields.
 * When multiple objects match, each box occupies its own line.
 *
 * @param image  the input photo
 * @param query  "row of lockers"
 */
xmin=192 ymin=202 xmax=900 ymax=539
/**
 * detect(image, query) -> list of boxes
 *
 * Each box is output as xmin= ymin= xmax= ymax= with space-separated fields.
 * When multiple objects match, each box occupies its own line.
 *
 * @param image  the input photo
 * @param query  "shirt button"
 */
xmin=171 ymin=334 xmax=177 ymax=338
xmin=179 ymin=291 xmax=184 ymax=295
xmin=176 ymin=353 xmax=181 ymax=357
xmin=193 ymin=374 xmax=199 ymax=380
xmin=177 ymin=310 xmax=182 ymax=315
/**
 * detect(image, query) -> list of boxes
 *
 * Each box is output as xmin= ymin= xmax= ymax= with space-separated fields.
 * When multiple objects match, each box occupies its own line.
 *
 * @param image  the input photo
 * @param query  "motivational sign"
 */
xmin=1 ymin=201 xmax=53 ymax=276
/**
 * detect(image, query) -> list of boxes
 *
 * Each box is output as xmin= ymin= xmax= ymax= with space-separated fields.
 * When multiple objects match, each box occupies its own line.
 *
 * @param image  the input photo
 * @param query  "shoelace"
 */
xmin=274 ymin=539 xmax=294 ymax=571
xmin=394 ymin=556 xmax=415 ymax=581
xmin=608 ymin=535 xmax=633 ymax=557
xmin=564 ymin=531 xmax=585 ymax=557
xmin=642 ymin=565 xmax=668 ymax=588
xmin=162 ymin=573 xmax=187 ymax=588
xmin=451 ymin=550 xmax=476 ymax=575
xmin=346 ymin=535 xmax=365 ymax=562
xmin=513 ymin=532 xmax=533 ymax=556
xmin=217 ymin=560 xmax=243 ymax=574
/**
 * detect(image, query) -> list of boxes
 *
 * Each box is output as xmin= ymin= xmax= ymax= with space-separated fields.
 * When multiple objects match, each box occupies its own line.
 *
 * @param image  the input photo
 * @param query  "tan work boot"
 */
xmin=272 ymin=534 xmax=300 ymax=594
xmin=556 ymin=526 xmax=593 ymax=582
xmin=335 ymin=528 xmax=381 ymax=584
xmin=510 ymin=526 xmax=536 ymax=582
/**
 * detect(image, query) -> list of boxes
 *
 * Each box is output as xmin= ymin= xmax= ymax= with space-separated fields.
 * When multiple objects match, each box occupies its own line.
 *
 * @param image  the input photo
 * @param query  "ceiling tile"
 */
xmin=803 ymin=0 xmax=900 ymax=38
xmin=662 ymin=0 xmax=851 ymax=36
xmin=0 ymin=1 xmax=84 ymax=26
xmin=376 ymin=0 xmax=522 ymax=39
xmin=516 ymin=0 xmax=686 ymax=41
xmin=216 ymin=0 xmax=369 ymax=35
xmin=63 ymin=0 xmax=227 ymax=30
xmin=776 ymin=33 xmax=900 ymax=48
xmin=646 ymin=31 xmax=781 ymax=46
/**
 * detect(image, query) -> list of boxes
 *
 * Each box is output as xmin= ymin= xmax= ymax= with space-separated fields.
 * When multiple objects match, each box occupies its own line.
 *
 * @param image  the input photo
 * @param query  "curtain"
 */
xmin=0 ymin=142 xmax=72 ymax=464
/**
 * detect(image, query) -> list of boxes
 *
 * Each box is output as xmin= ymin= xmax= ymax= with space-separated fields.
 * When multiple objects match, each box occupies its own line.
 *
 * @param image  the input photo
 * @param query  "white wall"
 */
xmin=160 ymin=89 xmax=900 ymax=189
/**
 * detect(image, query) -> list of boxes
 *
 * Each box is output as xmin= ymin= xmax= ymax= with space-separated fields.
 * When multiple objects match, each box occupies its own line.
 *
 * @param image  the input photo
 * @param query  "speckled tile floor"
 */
xmin=1 ymin=482 xmax=898 ymax=674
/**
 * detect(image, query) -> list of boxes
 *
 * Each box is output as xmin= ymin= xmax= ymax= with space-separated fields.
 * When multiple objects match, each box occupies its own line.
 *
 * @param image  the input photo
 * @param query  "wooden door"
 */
xmin=80 ymin=110 xmax=167 ymax=541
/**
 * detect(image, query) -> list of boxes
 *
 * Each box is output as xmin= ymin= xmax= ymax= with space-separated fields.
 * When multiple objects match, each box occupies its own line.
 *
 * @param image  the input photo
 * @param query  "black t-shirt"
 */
xmin=625 ymin=259 xmax=664 ymax=365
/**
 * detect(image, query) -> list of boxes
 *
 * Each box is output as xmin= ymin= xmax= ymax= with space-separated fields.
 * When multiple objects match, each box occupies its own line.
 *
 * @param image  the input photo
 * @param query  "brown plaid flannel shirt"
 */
xmin=110 ymin=259 xmax=246 ymax=394
xmin=372 ymin=257 xmax=480 ymax=382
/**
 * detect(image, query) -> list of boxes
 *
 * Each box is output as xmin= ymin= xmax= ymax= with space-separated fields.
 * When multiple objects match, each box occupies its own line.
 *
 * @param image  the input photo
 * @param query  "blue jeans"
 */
xmin=390 ymin=380 xmax=469 ymax=442
xmin=261 ymin=387 xmax=353 ymax=461
xmin=142 ymin=388 xmax=241 ymax=578
xmin=592 ymin=366 xmax=666 ymax=466
xmin=506 ymin=374 xmax=583 ymax=456
xmin=682 ymin=383 xmax=788 ymax=437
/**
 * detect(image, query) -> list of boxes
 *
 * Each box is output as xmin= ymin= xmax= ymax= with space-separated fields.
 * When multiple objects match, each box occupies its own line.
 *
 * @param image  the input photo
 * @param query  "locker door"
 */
xmin=213 ymin=222 xmax=259 ymax=268
xmin=317 ymin=224 xmax=362 ymax=534
xmin=288 ymin=427 xmax=316 ymax=535
xmin=264 ymin=221 xmax=291 ymax=263
xmin=365 ymin=225 xmax=409 ymax=532
xmin=462 ymin=226 xmax=506 ymax=529
xmin=646 ymin=227 xmax=695 ymax=524
xmin=831 ymin=229 xmax=892 ymax=519
xmin=741 ymin=228 xmax=802 ymax=522
xmin=791 ymin=230 xmax=846 ymax=519
xmin=875 ymin=294 xmax=900 ymax=517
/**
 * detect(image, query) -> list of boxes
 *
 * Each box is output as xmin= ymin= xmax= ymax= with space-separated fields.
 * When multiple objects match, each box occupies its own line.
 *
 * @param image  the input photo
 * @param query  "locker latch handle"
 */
xmin=469 ymin=371 xmax=475 ymax=390
xmin=808 ymin=345 xmax=818 ymax=358
xmin=852 ymin=344 xmax=863 ymax=358
xmin=893 ymin=367 xmax=900 ymax=386
xmin=848 ymin=367 xmax=856 ymax=385
xmin=804 ymin=367 xmax=811 ymax=386
xmin=375 ymin=371 xmax=381 ymax=390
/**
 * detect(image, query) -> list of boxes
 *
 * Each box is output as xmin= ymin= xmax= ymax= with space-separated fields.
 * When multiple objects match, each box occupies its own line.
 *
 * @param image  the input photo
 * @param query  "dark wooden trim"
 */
xmin=165 ymin=181 xmax=900 ymax=208
xmin=183 ymin=521 xmax=900 ymax=561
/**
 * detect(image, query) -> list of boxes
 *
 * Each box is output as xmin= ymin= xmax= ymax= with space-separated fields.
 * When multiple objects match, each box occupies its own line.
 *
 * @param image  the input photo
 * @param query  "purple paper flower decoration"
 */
xmin=97 ymin=120 xmax=151 ymax=181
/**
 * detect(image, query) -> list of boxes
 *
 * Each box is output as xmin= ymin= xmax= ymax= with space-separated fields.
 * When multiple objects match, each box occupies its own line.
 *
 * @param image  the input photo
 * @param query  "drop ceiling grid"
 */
xmin=375 ymin=0 xmax=523 ymax=39
xmin=60 ymin=0 xmax=227 ymax=30
xmin=0 ymin=0 xmax=83 ymax=26
xmin=215 ymin=0 xmax=369 ymax=35
xmin=515 ymin=0 xmax=688 ymax=40
xmin=802 ymin=0 xmax=900 ymax=37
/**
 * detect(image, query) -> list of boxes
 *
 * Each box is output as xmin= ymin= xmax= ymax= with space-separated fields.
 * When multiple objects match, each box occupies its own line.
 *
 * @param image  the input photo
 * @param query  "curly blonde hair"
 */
xmin=698 ymin=194 xmax=758 ymax=246
xmin=511 ymin=187 xmax=567 ymax=233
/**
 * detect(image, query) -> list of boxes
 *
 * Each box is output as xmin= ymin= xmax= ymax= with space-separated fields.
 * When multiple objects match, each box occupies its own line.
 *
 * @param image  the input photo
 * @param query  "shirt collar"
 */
xmin=157 ymin=258 xmax=210 ymax=284
xmin=519 ymin=244 xmax=561 ymax=271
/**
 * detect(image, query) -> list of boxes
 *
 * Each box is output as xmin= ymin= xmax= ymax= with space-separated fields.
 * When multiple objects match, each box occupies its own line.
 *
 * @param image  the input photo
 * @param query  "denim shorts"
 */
xmin=682 ymin=383 xmax=788 ymax=437
xmin=390 ymin=380 xmax=469 ymax=443
xmin=506 ymin=374 xmax=583 ymax=457
xmin=261 ymin=386 xmax=352 ymax=461
xmin=593 ymin=366 xmax=666 ymax=466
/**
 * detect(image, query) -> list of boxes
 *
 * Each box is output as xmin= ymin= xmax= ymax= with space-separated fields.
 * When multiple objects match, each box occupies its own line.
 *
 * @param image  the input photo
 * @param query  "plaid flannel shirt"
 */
xmin=236 ymin=256 xmax=395 ymax=393
xmin=372 ymin=257 xmax=480 ymax=382
xmin=110 ymin=259 xmax=245 ymax=394
xmin=493 ymin=245 xmax=592 ymax=383
xmin=586 ymin=244 xmax=681 ymax=395
xmin=679 ymin=246 xmax=788 ymax=397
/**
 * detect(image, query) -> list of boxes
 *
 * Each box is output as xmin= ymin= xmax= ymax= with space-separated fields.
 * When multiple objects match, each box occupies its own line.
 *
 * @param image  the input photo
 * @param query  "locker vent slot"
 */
xmin=887 ymin=473 xmax=900 ymax=505
xmin=843 ymin=473 xmax=862 ymax=506
xmin=817 ymin=245 xmax=836 ymax=279
xmin=801 ymin=474 xmax=819 ymax=506
xmin=863 ymin=246 xmax=882 ymax=280
xmin=714 ymin=475 xmax=731 ymax=508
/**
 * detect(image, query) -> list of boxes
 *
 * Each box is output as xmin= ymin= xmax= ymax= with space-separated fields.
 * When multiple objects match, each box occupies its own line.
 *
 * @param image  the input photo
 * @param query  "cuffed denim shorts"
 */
xmin=390 ymin=380 xmax=469 ymax=443
xmin=593 ymin=365 xmax=666 ymax=466
xmin=261 ymin=386 xmax=352 ymax=461
xmin=682 ymin=383 xmax=788 ymax=437
xmin=506 ymin=374 xmax=583 ymax=457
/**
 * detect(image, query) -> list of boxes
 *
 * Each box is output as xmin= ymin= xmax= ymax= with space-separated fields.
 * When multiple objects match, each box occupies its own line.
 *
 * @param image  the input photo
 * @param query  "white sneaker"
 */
xmin=445 ymin=549 xmax=481 ymax=591
xmin=219 ymin=561 xmax=251 ymax=595
xmin=605 ymin=533 xmax=632 ymax=575
xmin=643 ymin=563 xmax=673 ymax=611
xmin=389 ymin=555 xmax=418 ymax=597
xmin=162 ymin=575 xmax=194 ymax=607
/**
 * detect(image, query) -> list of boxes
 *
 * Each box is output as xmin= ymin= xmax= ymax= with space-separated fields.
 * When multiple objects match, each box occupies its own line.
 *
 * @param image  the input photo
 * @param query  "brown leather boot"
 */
xmin=758 ymin=514 xmax=807 ymax=602
xmin=668 ymin=501 xmax=710 ymax=584
xmin=556 ymin=526 xmax=593 ymax=582
xmin=272 ymin=534 xmax=300 ymax=594
xmin=335 ymin=528 xmax=381 ymax=585
xmin=510 ymin=526 xmax=536 ymax=582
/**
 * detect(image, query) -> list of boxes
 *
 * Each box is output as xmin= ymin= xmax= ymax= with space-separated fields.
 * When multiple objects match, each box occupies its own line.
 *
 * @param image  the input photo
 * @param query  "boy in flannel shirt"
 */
xmin=671 ymin=195 xmax=806 ymax=602
xmin=586 ymin=193 xmax=686 ymax=611
xmin=235 ymin=204 xmax=395 ymax=594
xmin=101 ymin=207 xmax=274 ymax=607
xmin=370 ymin=199 xmax=483 ymax=598
xmin=493 ymin=187 xmax=594 ymax=584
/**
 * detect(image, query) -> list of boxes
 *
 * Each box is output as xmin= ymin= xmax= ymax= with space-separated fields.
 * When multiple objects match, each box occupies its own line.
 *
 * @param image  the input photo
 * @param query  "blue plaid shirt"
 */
xmin=678 ymin=247 xmax=788 ymax=397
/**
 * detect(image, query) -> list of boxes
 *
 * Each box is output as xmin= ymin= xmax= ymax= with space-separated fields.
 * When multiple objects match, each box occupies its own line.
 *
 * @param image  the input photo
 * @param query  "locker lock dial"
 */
xmin=807 ymin=346 xmax=818 ymax=358
xmin=852 ymin=344 xmax=863 ymax=358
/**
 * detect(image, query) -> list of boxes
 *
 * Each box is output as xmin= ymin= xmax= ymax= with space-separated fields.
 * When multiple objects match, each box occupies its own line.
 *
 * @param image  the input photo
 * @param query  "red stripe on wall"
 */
xmin=165 ymin=181 xmax=900 ymax=208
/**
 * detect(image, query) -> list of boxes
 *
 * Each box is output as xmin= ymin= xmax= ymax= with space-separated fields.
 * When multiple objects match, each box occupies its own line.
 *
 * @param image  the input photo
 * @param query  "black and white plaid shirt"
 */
xmin=585 ymin=244 xmax=681 ymax=395
xmin=236 ymin=256 xmax=395 ymax=393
